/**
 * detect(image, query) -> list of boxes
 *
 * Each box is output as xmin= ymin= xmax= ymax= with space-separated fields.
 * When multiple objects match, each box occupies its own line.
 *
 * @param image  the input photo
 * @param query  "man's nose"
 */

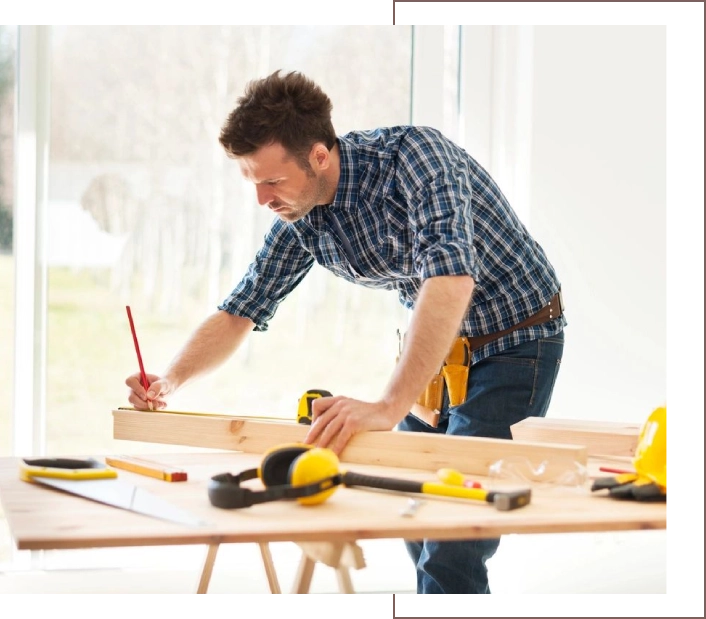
xmin=255 ymin=185 xmax=273 ymax=206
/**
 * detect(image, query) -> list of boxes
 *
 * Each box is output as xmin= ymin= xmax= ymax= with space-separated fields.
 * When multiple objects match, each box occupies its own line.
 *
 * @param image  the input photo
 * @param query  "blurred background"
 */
xmin=0 ymin=25 xmax=667 ymax=592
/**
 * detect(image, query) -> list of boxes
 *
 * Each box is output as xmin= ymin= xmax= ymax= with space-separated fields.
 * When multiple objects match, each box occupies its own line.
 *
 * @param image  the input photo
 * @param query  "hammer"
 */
xmin=341 ymin=471 xmax=531 ymax=511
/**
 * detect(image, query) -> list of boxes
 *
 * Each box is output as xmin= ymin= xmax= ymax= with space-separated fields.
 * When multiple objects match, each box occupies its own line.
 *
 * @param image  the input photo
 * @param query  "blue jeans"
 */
xmin=397 ymin=332 xmax=565 ymax=594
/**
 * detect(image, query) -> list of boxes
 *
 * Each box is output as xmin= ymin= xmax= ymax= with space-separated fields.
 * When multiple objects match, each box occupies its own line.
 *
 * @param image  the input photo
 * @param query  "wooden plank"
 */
xmin=510 ymin=417 xmax=641 ymax=457
xmin=112 ymin=409 xmax=588 ymax=477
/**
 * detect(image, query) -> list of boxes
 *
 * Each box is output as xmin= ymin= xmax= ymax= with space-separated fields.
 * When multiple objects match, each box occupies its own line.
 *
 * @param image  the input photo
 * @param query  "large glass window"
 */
xmin=44 ymin=26 xmax=412 ymax=455
xmin=0 ymin=23 xmax=16 ymax=568
xmin=0 ymin=27 xmax=15 ymax=456
xmin=1 ymin=24 xmax=416 ymax=574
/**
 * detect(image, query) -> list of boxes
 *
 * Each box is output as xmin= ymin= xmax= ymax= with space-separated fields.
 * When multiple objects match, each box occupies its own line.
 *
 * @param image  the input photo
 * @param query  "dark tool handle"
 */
xmin=610 ymin=481 xmax=666 ymax=502
xmin=591 ymin=473 xmax=638 ymax=492
xmin=22 ymin=457 xmax=105 ymax=470
xmin=342 ymin=471 xmax=424 ymax=494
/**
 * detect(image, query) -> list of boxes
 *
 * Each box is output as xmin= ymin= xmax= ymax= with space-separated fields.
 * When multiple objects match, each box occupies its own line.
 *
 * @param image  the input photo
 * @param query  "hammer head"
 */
xmin=492 ymin=488 xmax=532 ymax=511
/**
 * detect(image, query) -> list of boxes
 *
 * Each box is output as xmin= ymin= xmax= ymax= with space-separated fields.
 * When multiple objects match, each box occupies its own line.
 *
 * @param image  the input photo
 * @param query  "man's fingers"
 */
xmin=150 ymin=379 xmax=174 ymax=400
xmin=313 ymin=414 xmax=347 ymax=451
xmin=127 ymin=391 xmax=151 ymax=411
xmin=304 ymin=396 xmax=378 ymax=455
xmin=128 ymin=392 xmax=167 ymax=411
xmin=330 ymin=426 xmax=353 ymax=456
xmin=125 ymin=375 xmax=144 ymax=392
xmin=310 ymin=395 xmax=338 ymax=422
xmin=126 ymin=374 xmax=152 ymax=400
xmin=305 ymin=400 xmax=339 ymax=443
xmin=304 ymin=414 xmax=325 ymax=443
xmin=126 ymin=374 xmax=170 ymax=411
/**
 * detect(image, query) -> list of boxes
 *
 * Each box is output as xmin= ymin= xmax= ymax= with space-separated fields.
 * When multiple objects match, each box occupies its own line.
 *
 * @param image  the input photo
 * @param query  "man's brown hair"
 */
xmin=219 ymin=70 xmax=337 ymax=171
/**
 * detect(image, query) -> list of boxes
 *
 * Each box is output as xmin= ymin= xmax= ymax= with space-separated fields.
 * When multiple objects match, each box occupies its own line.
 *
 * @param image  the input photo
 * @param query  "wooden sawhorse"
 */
xmin=197 ymin=541 xmax=365 ymax=594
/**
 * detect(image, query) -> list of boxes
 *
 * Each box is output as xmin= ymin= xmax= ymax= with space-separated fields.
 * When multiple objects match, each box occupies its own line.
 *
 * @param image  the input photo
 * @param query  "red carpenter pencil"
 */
xmin=126 ymin=306 xmax=152 ymax=409
xmin=598 ymin=466 xmax=635 ymax=475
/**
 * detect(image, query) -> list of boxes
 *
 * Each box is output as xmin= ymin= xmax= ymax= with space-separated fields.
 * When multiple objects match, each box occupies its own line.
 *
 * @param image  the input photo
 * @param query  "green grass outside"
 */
xmin=1 ymin=254 xmax=404 ymax=457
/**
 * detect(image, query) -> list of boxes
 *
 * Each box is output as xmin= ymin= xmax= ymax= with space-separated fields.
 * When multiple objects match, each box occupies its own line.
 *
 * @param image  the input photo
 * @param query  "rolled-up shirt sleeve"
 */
xmin=395 ymin=133 xmax=479 ymax=282
xmin=218 ymin=219 xmax=314 ymax=331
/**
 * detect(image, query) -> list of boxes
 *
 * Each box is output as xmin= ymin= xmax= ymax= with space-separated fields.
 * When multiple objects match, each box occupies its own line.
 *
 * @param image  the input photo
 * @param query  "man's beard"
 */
xmin=278 ymin=174 xmax=329 ymax=222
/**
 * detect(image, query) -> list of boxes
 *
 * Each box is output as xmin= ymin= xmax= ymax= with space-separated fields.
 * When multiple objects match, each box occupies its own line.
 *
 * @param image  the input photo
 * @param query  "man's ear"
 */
xmin=310 ymin=142 xmax=330 ymax=171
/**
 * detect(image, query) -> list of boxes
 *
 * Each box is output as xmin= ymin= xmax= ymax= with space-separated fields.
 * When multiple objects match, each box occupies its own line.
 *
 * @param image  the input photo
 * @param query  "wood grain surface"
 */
xmin=112 ymin=408 xmax=588 ymax=477
xmin=0 ymin=451 xmax=665 ymax=551
xmin=511 ymin=417 xmax=641 ymax=457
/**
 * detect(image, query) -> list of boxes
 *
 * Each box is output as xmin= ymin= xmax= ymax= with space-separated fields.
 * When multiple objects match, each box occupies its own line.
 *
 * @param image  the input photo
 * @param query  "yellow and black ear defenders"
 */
xmin=208 ymin=443 xmax=342 ymax=509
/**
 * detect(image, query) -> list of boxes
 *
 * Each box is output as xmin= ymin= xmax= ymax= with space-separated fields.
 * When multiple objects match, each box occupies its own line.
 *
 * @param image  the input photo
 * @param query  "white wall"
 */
xmin=461 ymin=25 xmax=667 ymax=594
xmin=530 ymin=26 xmax=666 ymax=424
xmin=462 ymin=25 xmax=666 ymax=424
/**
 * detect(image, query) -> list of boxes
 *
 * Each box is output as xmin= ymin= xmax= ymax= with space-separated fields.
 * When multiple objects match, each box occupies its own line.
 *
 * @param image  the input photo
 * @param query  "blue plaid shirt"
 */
xmin=220 ymin=126 xmax=566 ymax=363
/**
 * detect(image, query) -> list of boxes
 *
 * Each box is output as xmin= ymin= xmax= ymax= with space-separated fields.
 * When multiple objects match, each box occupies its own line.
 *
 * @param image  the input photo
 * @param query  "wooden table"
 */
xmin=0 ymin=447 xmax=666 ymax=594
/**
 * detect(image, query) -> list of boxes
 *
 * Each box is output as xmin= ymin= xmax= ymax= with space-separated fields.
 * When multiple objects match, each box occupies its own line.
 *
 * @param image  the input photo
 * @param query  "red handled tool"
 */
xmin=126 ymin=305 xmax=153 ymax=411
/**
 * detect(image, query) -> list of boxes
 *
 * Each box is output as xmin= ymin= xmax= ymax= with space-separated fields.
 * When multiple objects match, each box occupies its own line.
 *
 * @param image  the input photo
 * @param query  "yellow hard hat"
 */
xmin=632 ymin=405 xmax=666 ymax=489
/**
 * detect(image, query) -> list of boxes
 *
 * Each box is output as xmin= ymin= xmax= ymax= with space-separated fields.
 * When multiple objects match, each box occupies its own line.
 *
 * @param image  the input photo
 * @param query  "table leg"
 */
xmin=291 ymin=554 xmax=316 ymax=594
xmin=259 ymin=542 xmax=281 ymax=593
xmin=291 ymin=542 xmax=364 ymax=594
xmin=197 ymin=543 xmax=219 ymax=594
xmin=336 ymin=567 xmax=354 ymax=593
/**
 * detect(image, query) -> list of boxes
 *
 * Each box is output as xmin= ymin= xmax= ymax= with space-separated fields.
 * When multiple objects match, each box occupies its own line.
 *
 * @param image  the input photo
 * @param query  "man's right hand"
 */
xmin=123 ymin=311 xmax=255 ymax=412
xmin=125 ymin=372 xmax=174 ymax=410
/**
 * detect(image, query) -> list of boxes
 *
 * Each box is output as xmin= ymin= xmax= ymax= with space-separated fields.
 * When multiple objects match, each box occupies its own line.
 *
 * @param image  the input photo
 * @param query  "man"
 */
xmin=125 ymin=70 xmax=566 ymax=594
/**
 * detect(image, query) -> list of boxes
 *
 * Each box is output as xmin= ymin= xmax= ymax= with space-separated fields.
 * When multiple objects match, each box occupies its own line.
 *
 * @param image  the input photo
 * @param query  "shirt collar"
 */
xmin=328 ymin=136 xmax=359 ymax=212
xmin=295 ymin=136 xmax=358 ymax=234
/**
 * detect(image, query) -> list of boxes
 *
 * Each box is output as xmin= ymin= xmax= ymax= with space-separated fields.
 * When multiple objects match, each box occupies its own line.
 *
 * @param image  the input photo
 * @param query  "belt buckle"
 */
xmin=557 ymin=289 xmax=565 ymax=314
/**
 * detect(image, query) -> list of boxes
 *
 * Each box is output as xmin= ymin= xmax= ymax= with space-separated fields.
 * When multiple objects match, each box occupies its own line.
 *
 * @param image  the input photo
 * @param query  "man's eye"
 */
xmin=268 ymin=180 xmax=280 ymax=186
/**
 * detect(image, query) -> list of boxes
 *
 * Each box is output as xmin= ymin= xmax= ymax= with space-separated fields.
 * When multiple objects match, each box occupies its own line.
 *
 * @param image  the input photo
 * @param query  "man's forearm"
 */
xmin=382 ymin=275 xmax=474 ymax=421
xmin=163 ymin=310 xmax=255 ymax=391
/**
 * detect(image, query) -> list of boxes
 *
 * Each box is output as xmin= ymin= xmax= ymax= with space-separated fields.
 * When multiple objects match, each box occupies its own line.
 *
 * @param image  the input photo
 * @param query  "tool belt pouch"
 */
xmin=441 ymin=336 xmax=470 ymax=407
xmin=412 ymin=337 xmax=471 ymax=410
xmin=415 ymin=373 xmax=444 ymax=411
xmin=441 ymin=364 xmax=468 ymax=407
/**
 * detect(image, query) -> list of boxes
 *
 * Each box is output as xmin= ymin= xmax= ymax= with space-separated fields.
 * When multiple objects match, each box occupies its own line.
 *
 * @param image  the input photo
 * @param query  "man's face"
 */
xmin=237 ymin=142 xmax=330 ymax=222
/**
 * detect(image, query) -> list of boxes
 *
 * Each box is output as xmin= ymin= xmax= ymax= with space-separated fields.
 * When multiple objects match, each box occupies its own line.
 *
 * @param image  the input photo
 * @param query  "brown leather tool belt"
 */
xmin=410 ymin=290 xmax=564 ymax=428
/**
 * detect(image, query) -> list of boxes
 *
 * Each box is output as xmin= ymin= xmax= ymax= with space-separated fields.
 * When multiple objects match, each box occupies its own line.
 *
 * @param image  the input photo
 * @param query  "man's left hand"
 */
xmin=303 ymin=396 xmax=401 ymax=455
